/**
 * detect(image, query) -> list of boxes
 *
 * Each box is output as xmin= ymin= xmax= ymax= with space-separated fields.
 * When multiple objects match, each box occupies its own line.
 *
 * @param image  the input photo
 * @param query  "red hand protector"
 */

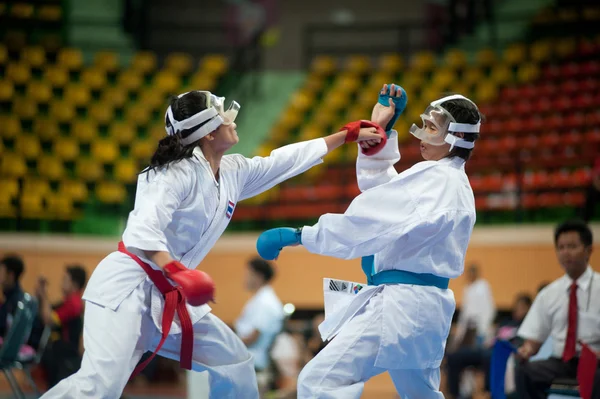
xmin=164 ymin=261 xmax=215 ymax=306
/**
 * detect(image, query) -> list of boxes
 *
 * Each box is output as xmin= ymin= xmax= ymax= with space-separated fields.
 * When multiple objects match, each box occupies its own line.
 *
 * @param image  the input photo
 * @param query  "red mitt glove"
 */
xmin=340 ymin=120 xmax=387 ymax=156
xmin=164 ymin=261 xmax=215 ymax=306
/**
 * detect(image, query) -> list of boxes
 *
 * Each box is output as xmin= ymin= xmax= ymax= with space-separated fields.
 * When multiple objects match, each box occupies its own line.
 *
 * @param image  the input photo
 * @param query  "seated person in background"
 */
xmin=270 ymin=320 xmax=306 ymax=399
xmin=305 ymin=313 xmax=327 ymax=361
xmin=35 ymin=265 xmax=87 ymax=388
xmin=0 ymin=255 xmax=25 ymax=337
xmin=446 ymin=293 xmax=532 ymax=399
xmin=515 ymin=220 xmax=600 ymax=399
xmin=449 ymin=263 xmax=496 ymax=352
xmin=235 ymin=257 xmax=284 ymax=388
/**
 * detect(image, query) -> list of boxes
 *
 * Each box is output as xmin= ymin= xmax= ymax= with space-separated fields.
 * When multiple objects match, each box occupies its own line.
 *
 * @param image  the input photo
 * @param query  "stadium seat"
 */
xmin=165 ymin=53 xmax=193 ymax=76
xmin=38 ymin=5 xmax=62 ymax=23
xmin=444 ymin=49 xmax=467 ymax=70
xmin=345 ymin=55 xmax=371 ymax=75
xmin=109 ymin=122 xmax=136 ymax=145
xmin=49 ymin=100 xmax=75 ymax=124
xmin=189 ymin=72 xmax=217 ymax=92
xmin=63 ymin=84 xmax=91 ymax=108
xmin=81 ymin=68 xmax=107 ymax=92
xmin=379 ymin=54 xmax=403 ymax=74
xmin=154 ymin=70 xmax=181 ymax=94
xmin=53 ymin=137 xmax=79 ymax=161
xmin=475 ymin=48 xmax=497 ymax=68
xmin=131 ymin=51 xmax=157 ymax=75
xmin=88 ymin=102 xmax=114 ymax=126
xmin=0 ymin=80 xmax=14 ymax=103
xmin=0 ymin=180 xmax=18 ymax=217
xmin=503 ymin=43 xmax=527 ymax=67
xmin=23 ymin=179 xmax=51 ymax=196
xmin=37 ymin=156 xmax=64 ymax=180
xmin=96 ymin=181 xmax=126 ymax=204
xmin=411 ymin=51 xmax=436 ymax=73
xmin=94 ymin=51 xmax=119 ymax=74
xmin=15 ymin=135 xmax=41 ymax=160
xmin=530 ymin=40 xmax=553 ymax=63
xmin=118 ymin=69 xmax=143 ymax=93
xmin=20 ymin=46 xmax=46 ymax=70
xmin=0 ymin=45 xmax=7 ymax=65
xmin=12 ymin=97 xmax=38 ymax=120
xmin=57 ymin=48 xmax=84 ymax=72
xmin=26 ymin=80 xmax=52 ymax=104
xmin=32 ymin=118 xmax=58 ymax=141
xmin=556 ymin=38 xmax=577 ymax=58
xmin=58 ymin=180 xmax=89 ymax=203
xmin=69 ymin=120 xmax=97 ymax=143
xmin=20 ymin=192 xmax=45 ymax=219
xmin=75 ymin=159 xmax=103 ymax=182
xmin=44 ymin=66 xmax=69 ymax=88
xmin=1 ymin=153 xmax=27 ymax=178
xmin=310 ymin=56 xmax=337 ymax=76
xmin=125 ymin=104 xmax=152 ymax=127
xmin=131 ymin=139 xmax=155 ymax=162
xmin=10 ymin=3 xmax=34 ymax=19
xmin=91 ymin=139 xmax=119 ymax=164
xmin=101 ymin=86 xmax=128 ymax=109
xmin=334 ymin=73 xmax=361 ymax=94
xmin=114 ymin=159 xmax=139 ymax=183
xmin=46 ymin=195 xmax=76 ymax=220
xmin=6 ymin=63 xmax=31 ymax=86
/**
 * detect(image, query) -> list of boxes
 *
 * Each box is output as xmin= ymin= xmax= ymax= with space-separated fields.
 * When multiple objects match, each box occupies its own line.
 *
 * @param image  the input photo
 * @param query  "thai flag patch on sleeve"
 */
xmin=226 ymin=200 xmax=235 ymax=219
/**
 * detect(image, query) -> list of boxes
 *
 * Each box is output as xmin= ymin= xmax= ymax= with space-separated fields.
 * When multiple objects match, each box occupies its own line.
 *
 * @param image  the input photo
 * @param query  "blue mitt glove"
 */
xmin=256 ymin=227 xmax=302 ymax=260
xmin=378 ymin=84 xmax=408 ymax=134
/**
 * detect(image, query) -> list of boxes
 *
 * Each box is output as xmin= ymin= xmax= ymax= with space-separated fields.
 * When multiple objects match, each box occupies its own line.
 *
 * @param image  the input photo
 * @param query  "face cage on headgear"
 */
xmin=164 ymin=90 xmax=241 ymax=146
xmin=409 ymin=94 xmax=481 ymax=151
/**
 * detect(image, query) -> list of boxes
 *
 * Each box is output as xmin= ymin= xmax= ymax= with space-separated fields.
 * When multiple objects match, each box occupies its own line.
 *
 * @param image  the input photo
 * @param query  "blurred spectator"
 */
xmin=582 ymin=155 xmax=600 ymax=222
xmin=450 ymin=263 xmax=496 ymax=351
xmin=304 ymin=313 xmax=327 ymax=361
xmin=270 ymin=320 xmax=305 ymax=399
xmin=515 ymin=220 xmax=600 ymax=398
xmin=0 ymin=254 xmax=25 ymax=337
xmin=35 ymin=264 xmax=87 ymax=388
xmin=235 ymin=257 xmax=284 ymax=388
xmin=446 ymin=293 xmax=532 ymax=399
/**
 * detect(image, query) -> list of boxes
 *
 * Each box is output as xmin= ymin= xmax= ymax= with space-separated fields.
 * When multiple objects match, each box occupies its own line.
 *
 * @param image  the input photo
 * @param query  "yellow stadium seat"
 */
xmin=21 ymin=46 xmax=46 ymax=69
xmin=556 ymin=38 xmax=576 ymax=58
xmin=47 ymin=195 xmax=75 ymax=220
xmin=149 ymin=124 xmax=166 ymax=141
xmin=516 ymin=63 xmax=540 ymax=84
xmin=6 ymin=63 xmax=31 ymax=85
xmin=10 ymin=3 xmax=34 ymax=19
xmin=76 ymin=158 xmax=103 ymax=181
xmin=81 ymin=68 xmax=107 ymax=91
xmin=91 ymin=139 xmax=119 ymax=164
xmin=200 ymin=54 xmax=229 ymax=77
xmin=311 ymin=56 xmax=337 ymax=76
xmin=131 ymin=139 xmax=155 ymax=161
xmin=88 ymin=102 xmax=114 ymax=126
xmin=444 ymin=49 xmax=467 ymax=70
xmin=313 ymin=108 xmax=337 ymax=128
xmin=1 ymin=153 xmax=27 ymax=178
xmin=26 ymin=80 xmax=52 ymax=104
xmin=23 ymin=178 xmax=51 ymax=196
xmin=367 ymin=71 xmax=394 ymax=90
xmin=40 ymin=34 xmax=62 ymax=54
xmin=96 ymin=181 xmax=126 ymax=204
xmin=345 ymin=55 xmax=371 ymax=75
xmin=101 ymin=86 xmax=128 ymax=109
xmin=530 ymin=40 xmax=552 ymax=63
xmin=109 ymin=122 xmax=136 ymax=145
xmin=462 ymin=68 xmax=484 ymax=88
xmin=15 ymin=135 xmax=41 ymax=159
xmin=356 ymin=89 xmax=379 ymax=109
xmin=49 ymin=100 xmax=75 ymax=124
xmin=411 ymin=51 xmax=436 ymax=72
xmin=322 ymin=90 xmax=347 ymax=112
xmin=154 ymin=70 xmax=181 ymax=94
xmin=38 ymin=5 xmax=62 ymax=22
xmin=431 ymin=68 xmax=456 ymax=91
xmin=165 ymin=53 xmax=193 ymax=76
xmin=12 ymin=97 xmax=38 ymax=120
xmin=63 ymin=84 xmax=91 ymax=107
xmin=474 ymin=82 xmax=498 ymax=103
xmin=37 ymin=155 xmax=65 ymax=180
xmin=5 ymin=31 xmax=27 ymax=52
xmin=334 ymin=73 xmax=361 ymax=94
xmin=59 ymin=180 xmax=89 ymax=202
xmin=118 ymin=69 xmax=143 ymax=93
xmin=0 ymin=193 xmax=17 ymax=217
xmin=57 ymin=48 xmax=83 ymax=71
xmin=503 ymin=43 xmax=527 ymax=66
xmin=53 ymin=137 xmax=80 ymax=161
xmin=131 ymin=52 xmax=157 ymax=75
xmin=379 ymin=54 xmax=403 ymax=74
xmin=114 ymin=158 xmax=139 ymax=183
xmin=298 ymin=124 xmax=322 ymax=142
xmin=305 ymin=75 xmax=325 ymax=93
xmin=33 ymin=118 xmax=59 ymax=141
xmin=475 ymin=48 xmax=497 ymax=68
xmin=190 ymin=72 xmax=216 ymax=92
xmin=0 ymin=140 xmax=3 ymax=156
xmin=44 ymin=66 xmax=69 ymax=87
xmin=278 ymin=109 xmax=303 ymax=132
xmin=94 ymin=51 xmax=119 ymax=73
xmin=138 ymin=88 xmax=166 ymax=111
xmin=0 ymin=80 xmax=14 ymax=102
xmin=70 ymin=120 xmax=97 ymax=143
xmin=0 ymin=179 xmax=19 ymax=198
xmin=289 ymin=90 xmax=314 ymax=113
xmin=125 ymin=104 xmax=152 ymax=127
xmin=20 ymin=192 xmax=45 ymax=219
xmin=345 ymin=103 xmax=369 ymax=122
xmin=490 ymin=65 xmax=513 ymax=85
xmin=0 ymin=45 xmax=7 ymax=65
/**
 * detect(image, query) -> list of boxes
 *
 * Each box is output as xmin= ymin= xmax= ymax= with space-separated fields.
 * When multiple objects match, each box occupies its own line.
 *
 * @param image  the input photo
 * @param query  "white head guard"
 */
xmin=164 ymin=91 xmax=240 ymax=145
xmin=409 ymin=94 xmax=480 ymax=151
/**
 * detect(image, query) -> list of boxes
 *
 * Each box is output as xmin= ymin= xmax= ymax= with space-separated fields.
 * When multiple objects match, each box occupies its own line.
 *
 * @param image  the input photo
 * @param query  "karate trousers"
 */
xmin=40 ymin=280 xmax=258 ymax=399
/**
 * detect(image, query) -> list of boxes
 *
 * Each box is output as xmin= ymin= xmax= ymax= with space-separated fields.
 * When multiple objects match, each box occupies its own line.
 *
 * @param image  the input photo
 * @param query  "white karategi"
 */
xmin=41 ymin=138 xmax=328 ymax=399
xmin=297 ymin=131 xmax=477 ymax=399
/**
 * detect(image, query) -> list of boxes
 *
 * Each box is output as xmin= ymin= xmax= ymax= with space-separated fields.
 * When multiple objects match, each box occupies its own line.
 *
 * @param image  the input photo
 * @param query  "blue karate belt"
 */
xmin=361 ymin=255 xmax=450 ymax=289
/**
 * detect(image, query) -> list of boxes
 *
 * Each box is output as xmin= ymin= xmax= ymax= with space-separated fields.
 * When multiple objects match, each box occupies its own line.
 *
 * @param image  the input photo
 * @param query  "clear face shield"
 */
xmin=409 ymin=94 xmax=480 ymax=150
xmin=164 ymin=90 xmax=241 ymax=145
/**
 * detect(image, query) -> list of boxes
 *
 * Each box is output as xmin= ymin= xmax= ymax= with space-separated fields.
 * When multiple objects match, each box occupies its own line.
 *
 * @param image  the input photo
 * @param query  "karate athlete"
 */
xmin=256 ymin=85 xmax=483 ymax=399
xmin=41 ymin=90 xmax=385 ymax=399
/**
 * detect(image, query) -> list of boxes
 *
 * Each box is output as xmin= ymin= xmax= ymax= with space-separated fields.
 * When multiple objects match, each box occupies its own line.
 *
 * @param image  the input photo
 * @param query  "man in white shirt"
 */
xmin=516 ymin=220 xmax=600 ymax=399
xmin=235 ymin=257 xmax=284 ymax=373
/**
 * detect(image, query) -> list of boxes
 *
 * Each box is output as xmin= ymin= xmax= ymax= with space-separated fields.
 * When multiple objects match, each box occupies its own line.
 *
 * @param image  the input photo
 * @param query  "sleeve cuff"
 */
xmin=300 ymin=225 xmax=319 ymax=253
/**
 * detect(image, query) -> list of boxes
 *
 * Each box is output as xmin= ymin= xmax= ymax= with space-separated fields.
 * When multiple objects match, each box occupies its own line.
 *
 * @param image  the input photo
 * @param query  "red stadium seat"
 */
xmin=584 ymin=128 xmax=600 ymax=145
xmin=559 ymin=80 xmax=579 ymax=96
xmin=563 ymin=191 xmax=586 ymax=207
xmin=560 ymin=63 xmax=580 ymax=79
xmin=546 ymin=115 xmax=564 ymax=130
xmin=562 ymin=130 xmax=584 ymax=146
xmin=532 ymin=98 xmax=552 ymax=114
xmin=514 ymin=101 xmax=532 ymax=116
xmin=572 ymin=168 xmax=592 ymax=186
xmin=524 ymin=116 xmax=544 ymax=133
xmin=580 ymin=60 xmax=600 ymax=77
xmin=579 ymin=78 xmax=598 ymax=93
xmin=543 ymin=65 xmax=561 ymax=80
xmin=505 ymin=118 xmax=524 ymax=134
xmin=537 ymin=82 xmax=558 ymax=98
xmin=573 ymin=94 xmax=594 ymax=110
xmin=522 ymin=135 xmax=539 ymax=151
xmin=564 ymin=113 xmax=586 ymax=130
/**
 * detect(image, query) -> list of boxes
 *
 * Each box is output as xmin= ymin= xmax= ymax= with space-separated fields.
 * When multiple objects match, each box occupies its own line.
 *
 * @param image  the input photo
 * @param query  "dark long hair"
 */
xmin=142 ymin=91 xmax=209 ymax=174
xmin=441 ymin=98 xmax=483 ymax=161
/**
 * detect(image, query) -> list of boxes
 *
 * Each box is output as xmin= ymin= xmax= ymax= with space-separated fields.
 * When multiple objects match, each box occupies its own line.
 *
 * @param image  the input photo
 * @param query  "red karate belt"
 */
xmin=118 ymin=241 xmax=194 ymax=378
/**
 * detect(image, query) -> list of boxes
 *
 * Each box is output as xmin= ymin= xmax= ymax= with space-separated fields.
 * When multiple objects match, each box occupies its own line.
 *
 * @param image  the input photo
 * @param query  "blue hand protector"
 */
xmin=256 ymin=227 xmax=302 ymax=260
xmin=378 ymin=84 xmax=408 ymax=134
